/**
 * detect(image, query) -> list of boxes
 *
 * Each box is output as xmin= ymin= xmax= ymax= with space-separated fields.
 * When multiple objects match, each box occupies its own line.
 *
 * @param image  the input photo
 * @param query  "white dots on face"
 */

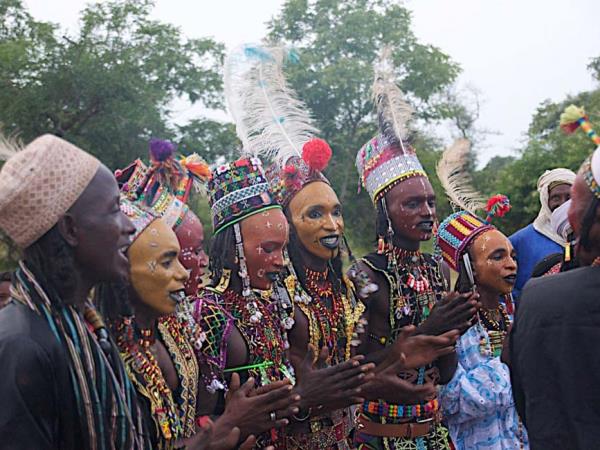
xmin=147 ymin=260 xmax=157 ymax=273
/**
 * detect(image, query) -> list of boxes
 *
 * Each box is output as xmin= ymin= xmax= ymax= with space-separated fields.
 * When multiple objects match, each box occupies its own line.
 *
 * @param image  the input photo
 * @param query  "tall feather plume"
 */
xmin=372 ymin=46 xmax=414 ymax=152
xmin=0 ymin=131 xmax=23 ymax=161
xmin=223 ymin=44 xmax=318 ymax=165
xmin=436 ymin=138 xmax=485 ymax=213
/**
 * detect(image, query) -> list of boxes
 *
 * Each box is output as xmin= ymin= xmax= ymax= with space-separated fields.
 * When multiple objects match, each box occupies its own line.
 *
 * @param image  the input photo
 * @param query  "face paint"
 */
xmin=240 ymin=209 xmax=288 ymax=290
xmin=175 ymin=210 xmax=208 ymax=296
xmin=287 ymin=181 xmax=344 ymax=261
xmin=385 ymin=176 xmax=436 ymax=242
xmin=548 ymin=183 xmax=571 ymax=212
xmin=129 ymin=218 xmax=189 ymax=315
xmin=470 ymin=229 xmax=517 ymax=295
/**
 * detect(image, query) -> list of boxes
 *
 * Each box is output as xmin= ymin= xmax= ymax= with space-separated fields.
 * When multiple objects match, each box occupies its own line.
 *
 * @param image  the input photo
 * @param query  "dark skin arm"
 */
xmin=349 ymin=263 xmax=456 ymax=403
xmin=288 ymin=306 xmax=375 ymax=417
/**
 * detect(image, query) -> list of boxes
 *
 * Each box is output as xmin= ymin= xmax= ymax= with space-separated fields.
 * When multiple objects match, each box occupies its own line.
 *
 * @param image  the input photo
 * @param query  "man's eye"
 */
xmin=406 ymin=202 xmax=418 ymax=209
xmin=308 ymin=210 xmax=321 ymax=219
xmin=161 ymin=260 xmax=172 ymax=269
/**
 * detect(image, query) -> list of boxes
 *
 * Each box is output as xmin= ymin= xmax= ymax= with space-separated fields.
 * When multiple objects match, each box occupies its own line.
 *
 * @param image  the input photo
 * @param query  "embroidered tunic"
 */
xmin=439 ymin=324 xmax=529 ymax=450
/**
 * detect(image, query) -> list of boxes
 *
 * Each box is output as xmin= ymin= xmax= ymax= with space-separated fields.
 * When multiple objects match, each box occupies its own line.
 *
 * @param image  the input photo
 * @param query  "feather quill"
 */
xmin=372 ymin=46 xmax=413 ymax=152
xmin=0 ymin=131 xmax=22 ymax=161
xmin=436 ymin=138 xmax=485 ymax=213
xmin=223 ymin=44 xmax=318 ymax=165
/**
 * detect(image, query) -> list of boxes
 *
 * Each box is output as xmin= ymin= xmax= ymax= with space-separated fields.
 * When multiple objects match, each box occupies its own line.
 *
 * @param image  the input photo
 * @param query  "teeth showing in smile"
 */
xmin=320 ymin=236 xmax=340 ymax=248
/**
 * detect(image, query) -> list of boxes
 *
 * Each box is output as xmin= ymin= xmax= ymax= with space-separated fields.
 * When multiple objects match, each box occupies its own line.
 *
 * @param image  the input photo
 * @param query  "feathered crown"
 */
xmin=356 ymin=46 xmax=427 ymax=203
xmin=224 ymin=44 xmax=334 ymax=206
xmin=115 ymin=138 xmax=211 ymax=229
xmin=435 ymin=138 xmax=511 ymax=271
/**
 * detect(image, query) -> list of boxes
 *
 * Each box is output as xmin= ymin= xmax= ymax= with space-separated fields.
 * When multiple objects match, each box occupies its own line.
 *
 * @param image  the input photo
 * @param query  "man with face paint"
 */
xmin=96 ymin=198 xmax=297 ymax=450
xmin=436 ymin=206 xmax=529 ymax=449
xmin=116 ymin=142 xmax=235 ymax=396
xmin=193 ymin=157 xmax=373 ymax=449
xmin=349 ymin=49 xmax=478 ymax=450
xmin=509 ymin=168 xmax=575 ymax=299
xmin=265 ymin=137 xmax=378 ymax=448
xmin=510 ymin=146 xmax=600 ymax=450
xmin=115 ymin=139 xmax=211 ymax=297
xmin=0 ymin=135 xmax=149 ymax=448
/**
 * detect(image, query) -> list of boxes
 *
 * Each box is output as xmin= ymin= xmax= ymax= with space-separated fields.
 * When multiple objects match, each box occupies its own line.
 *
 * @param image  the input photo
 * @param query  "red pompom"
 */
xmin=302 ymin=138 xmax=332 ymax=172
xmin=485 ymin=194 xmax=511 ymax=221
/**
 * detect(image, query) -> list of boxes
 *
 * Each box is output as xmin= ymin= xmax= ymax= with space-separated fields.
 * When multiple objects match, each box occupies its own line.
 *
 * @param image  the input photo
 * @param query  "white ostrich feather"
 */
xmin=223 ymin=44 xmax=318 ymax=165
xmin=436 ymin=138 xmax=485 ymax=213
xmin=372 ymin=46 xmax=413 ymax=152
xmin=0 ymin=131 xmax=22 ymax=161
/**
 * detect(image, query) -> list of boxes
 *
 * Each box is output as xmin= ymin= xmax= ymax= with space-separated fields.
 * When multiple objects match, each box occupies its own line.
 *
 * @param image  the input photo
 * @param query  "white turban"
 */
xmin=533 ymin=168 xmax=576 ymax=245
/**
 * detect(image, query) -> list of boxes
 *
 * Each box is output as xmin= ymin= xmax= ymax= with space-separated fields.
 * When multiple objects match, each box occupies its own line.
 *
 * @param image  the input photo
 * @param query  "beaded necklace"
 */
xmin=477 ymin=303 xmax=511 ymax=358
xmin=116 ymin=315 xmax=199 ymax=448
xmin=285 ymin=267 xmax=363 ymax=363
xmin=383 ymin=244 xmax=446 ymax=339
xmin=221 ymin=288 xmax=295 ymax=384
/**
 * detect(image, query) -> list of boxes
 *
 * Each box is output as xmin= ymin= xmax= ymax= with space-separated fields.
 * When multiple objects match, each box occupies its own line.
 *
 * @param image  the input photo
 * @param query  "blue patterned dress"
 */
xmin=439 ymin=324 xmax=529 ymax=449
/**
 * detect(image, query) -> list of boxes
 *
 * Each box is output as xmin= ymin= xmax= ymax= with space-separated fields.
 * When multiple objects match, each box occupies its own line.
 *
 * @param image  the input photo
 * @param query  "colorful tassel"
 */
xmin=559 ymin=105 xmax=600 ymax=145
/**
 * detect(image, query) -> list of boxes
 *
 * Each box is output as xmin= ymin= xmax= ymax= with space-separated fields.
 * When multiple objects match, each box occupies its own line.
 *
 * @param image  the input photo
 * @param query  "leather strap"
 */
xmin=356 ymin=414 xmax=432 ymax=438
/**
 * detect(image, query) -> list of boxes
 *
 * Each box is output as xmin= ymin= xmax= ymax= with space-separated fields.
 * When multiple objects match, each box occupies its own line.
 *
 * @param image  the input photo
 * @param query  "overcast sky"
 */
xmin=24 ymin=0 xmax=600 ymax=165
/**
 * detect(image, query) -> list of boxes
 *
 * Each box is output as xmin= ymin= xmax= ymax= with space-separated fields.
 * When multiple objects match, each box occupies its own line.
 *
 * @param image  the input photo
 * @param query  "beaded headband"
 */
xmin=207 ymin=157 xmax=280 ymax=234
xmin=266 ymin=138 xmax=333 ymax=207
xmin=356 ymin=134 xmax=427 ymax=203
xmin=119 ymin=196 xmax=157 ymax=242
xmin=581 ymin=150 xmax=600 ymax=199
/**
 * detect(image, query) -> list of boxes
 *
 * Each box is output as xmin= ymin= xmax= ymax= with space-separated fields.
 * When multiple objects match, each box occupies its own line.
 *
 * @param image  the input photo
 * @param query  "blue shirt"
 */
xmin=440 ymin=324 xmax=529 ymax=450
xmin=509 ymin=224 xmax=561 ymax=299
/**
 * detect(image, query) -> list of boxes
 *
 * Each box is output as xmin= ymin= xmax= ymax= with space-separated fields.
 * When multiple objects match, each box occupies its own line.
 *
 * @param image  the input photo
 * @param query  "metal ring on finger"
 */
xmin=270 ymin=411 xmax=277 ymax=422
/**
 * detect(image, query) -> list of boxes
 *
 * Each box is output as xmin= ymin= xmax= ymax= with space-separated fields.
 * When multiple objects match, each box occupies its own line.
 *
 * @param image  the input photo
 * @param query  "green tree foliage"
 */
xmin=267 ymin=0 xmax=462 ymax=253
xmin=0 ymin=0 xmax=226 ymax=169
xmin=476 ymin=61 xmax=600 ymax=235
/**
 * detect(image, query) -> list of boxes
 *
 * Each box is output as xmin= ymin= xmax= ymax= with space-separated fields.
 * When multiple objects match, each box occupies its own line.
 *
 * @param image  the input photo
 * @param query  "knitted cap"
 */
xmin=208 ymin=157 xmax=280 ymax=234
xmin=435 ymin=211 xmax=493 ymax=272
xmin=0 ymin=134 xmax=100 ymax=248
xmin=356 ymin=134 xmax=427 ymax=203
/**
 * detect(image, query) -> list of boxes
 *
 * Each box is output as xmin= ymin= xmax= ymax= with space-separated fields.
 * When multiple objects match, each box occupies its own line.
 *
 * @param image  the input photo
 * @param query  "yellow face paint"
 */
xmin=288 ymin=181 xmax=344 ymax=261
xmin=128 ymin=218 xmax=189 ymax=315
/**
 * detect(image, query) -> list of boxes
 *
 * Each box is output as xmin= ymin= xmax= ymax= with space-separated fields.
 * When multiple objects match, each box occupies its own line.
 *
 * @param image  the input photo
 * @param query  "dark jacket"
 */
xmin=0 ymin=301 xmax=83 ymax=449
xmin=510 ymin=266 xmax=600 ymax=450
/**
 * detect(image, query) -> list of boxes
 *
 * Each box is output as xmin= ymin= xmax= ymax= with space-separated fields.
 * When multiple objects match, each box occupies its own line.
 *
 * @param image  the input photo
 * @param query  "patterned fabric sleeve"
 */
xmin=440 ymin=327 xmax=514 ymax=425
xmin=192 ymin=294 xmax=234 ymax=392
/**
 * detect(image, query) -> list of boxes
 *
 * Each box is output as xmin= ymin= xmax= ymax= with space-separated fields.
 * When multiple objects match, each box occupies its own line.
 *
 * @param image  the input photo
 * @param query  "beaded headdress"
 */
xmin=435 ymin=138 xmax=511 ymax=271
xmin=356 ymin=47 xmax=427 ymax=204
xmin=115 ymin=139 xmax=211 ymax=229
xmin=435 ymin=196 xmax=511 ymax=272
xmin=207 ymin=157 xmax=280 ymax=234
xmin=119 ymin=196 xmax=157 ymax=242
xmin=224 ymin=44 xmax=334 ymax=207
